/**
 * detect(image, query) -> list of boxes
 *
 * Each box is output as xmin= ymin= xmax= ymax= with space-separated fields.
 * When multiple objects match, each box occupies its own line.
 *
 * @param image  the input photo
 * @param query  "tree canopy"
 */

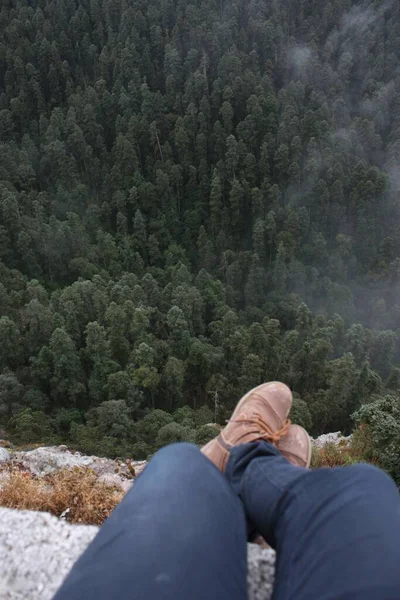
xmin=1 ymin=0 xmax=400 ymax=457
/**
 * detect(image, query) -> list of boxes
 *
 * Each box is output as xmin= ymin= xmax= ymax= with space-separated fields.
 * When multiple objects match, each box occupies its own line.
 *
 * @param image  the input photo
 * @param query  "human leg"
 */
xmin=54 ymin=443 xmax=248 ymax=600
xmin=227 ymin=441 xmax=400 ymax=600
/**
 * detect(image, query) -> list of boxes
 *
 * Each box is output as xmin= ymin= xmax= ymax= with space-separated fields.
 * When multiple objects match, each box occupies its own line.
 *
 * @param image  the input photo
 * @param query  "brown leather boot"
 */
xmin=202 ymin=382 xmax=292 ymax=471
xmin=277 ymin=424 xmax=312 ymax=468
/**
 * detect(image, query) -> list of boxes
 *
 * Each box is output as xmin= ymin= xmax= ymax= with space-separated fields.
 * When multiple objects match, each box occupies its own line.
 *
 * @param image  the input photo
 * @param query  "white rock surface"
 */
xmin=0 ymin=448 xmax=9 ymax=463
xmin=312 ymin=431 xmax=352 ymax=448
xmin=97 ymin=472 xmax=133 ymax=493
xmin=11 ymin=446 xmax=147 ymax=490
xmin=0 ymin=507 xmax=275 ymax=600
xmin=247 ymin=544 xmax=275 ymax=600
xmin=14 ymin=446 xmax=114 ymax=475
xmin=0 ymin=508 xmax=97 ymax=600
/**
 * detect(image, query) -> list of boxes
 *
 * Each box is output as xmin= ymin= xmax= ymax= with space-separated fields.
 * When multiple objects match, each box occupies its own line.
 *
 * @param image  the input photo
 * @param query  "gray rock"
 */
xmin=247 ymin=544 xmax=275 ymax=600
xmin=0 ymin=508 xmax=97 ymax=600
xmin=0 ymin=507 xmax=275 ymax=599
xmin=312 ymin=431 xmax=352 ymax=448
xmin=13 ymin=446 xmax=146 ymax=480
xmin=0 ymin=447 xmax=10 ymax=463
xmin=13 ymin=446 xmax=95 ymax=475
xmin=97 ymin=472 xmax=133 ymax=493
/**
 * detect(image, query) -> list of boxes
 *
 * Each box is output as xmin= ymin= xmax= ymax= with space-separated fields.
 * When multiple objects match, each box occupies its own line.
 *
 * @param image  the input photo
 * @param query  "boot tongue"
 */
xmin=224 ymin=391 xmax=286 ymax=445
xmin=225 ymin=409 xmax=281 ymax=445
xmin=223 ymin=412 xmax=260 ymax=445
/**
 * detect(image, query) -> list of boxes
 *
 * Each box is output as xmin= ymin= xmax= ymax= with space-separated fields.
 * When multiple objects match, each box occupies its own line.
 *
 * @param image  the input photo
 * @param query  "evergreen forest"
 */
xmin=1 ymin=0 xmax=400 ymax=461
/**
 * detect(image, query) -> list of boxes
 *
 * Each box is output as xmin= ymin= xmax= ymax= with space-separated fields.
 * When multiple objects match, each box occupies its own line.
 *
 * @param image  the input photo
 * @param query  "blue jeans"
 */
xmin=54 ymin=442 xmax=400 ymax=600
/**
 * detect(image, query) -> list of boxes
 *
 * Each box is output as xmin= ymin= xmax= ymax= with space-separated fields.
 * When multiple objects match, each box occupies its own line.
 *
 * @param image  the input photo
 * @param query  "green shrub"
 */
xmin=353 ymin=394 xmax=400 ymax=484
xmin=23 ymin=389 xmax=50 ymax=412
xmin=290 ymin=397 xmax=313 ymax=431
xmin=70 ymin=423 xmax=101 ymax=456
xmin=194 ymin=406 xmax=214 ymax=427
xmin=52 ymin=408 xmax=83 ymax=438
xmin=98 ymin=436 xmax=127 ymax=458
xmin=70 ymin=423 xmax=127 ymax=458
xmin=134 ymin=409 xmax=172 ymax=449
xmin=129 ymin=440 xmax=152 ymax=460
xmin=173 ymin=406 xmax=195 ymax=428
xmin=195 ymin=424 xmax=219 ymax=446
xmin=155 ymin=422 xmax=195 ymax=450
xmin=350 ymin=424 xmax=376 ymax=463
xmin=88 ymin=400 xmax=133 ymax=440
xmin=9 ymin=408 xmax=54 ymax=444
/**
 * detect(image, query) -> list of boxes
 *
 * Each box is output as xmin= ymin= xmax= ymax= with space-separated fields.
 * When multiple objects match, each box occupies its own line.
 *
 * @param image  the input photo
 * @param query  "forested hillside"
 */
xmin=1 ymin=0 xmax=400 ymax=458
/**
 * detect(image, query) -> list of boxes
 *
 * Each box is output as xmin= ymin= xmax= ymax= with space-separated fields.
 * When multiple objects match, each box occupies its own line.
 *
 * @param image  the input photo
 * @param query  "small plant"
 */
xmin=311 ymin=443 xmax=355 ymax=468
xmin=194 ymin=424 xmax=220 ymax=446
xmin=311 ymin=434 xmax=375 ymax=469
xmin=350 ymin=424 xmax=376 ymax=463
xmin=155 ymin=422 xmax=195 ymax=450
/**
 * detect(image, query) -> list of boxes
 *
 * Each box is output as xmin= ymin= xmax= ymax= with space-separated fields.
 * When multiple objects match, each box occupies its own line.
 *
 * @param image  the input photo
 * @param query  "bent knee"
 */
xmin=152 ymin=442 xmax=202 ymax=464
xmin=344 ymin=462 xmax=396 ymax=492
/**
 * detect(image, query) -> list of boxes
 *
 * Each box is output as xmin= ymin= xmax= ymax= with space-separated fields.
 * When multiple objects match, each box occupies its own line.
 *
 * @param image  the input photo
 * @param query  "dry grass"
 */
xmin=311 ymin=443 xmax=355 ymax=468
xmin=0 ymin=467 xmax=124 ymax=525
xmin=311 ymin=427 xmax=377 ymax=469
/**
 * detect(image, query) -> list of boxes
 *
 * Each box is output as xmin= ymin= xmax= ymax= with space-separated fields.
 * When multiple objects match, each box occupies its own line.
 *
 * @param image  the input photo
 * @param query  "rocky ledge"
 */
xmin=0 ymin=443 xmax=276 ymax=599
xmin=0 ymin=444 xmax=147 ymax=493
xmin=0 ymin=507 xmax=275 ymax=600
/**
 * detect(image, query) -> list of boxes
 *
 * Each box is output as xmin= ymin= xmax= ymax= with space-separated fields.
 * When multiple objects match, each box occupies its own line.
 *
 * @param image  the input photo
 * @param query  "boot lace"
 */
xmin=230 ymin=412 xmax=291 ymax=445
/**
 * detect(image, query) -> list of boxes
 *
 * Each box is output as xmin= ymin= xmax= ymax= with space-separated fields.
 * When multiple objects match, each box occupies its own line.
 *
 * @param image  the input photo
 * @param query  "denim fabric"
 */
xmin=54 ymin=441 xmax=400 ymax=600
xmin=227 ymin=441 xmax=400 ymax=600
xmin=53 ymin=443 xmax=247 ymax=600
